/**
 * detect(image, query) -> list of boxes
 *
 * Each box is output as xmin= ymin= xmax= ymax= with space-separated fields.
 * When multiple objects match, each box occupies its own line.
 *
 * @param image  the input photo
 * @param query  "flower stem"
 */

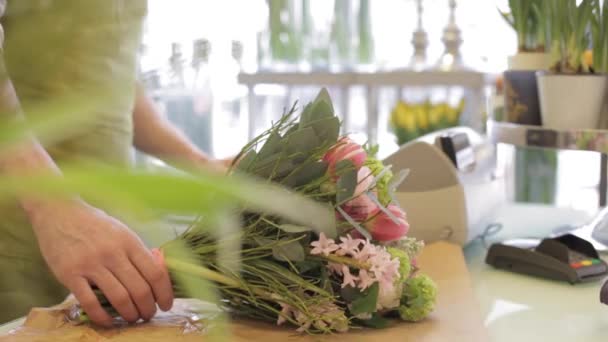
xmin=165 ymin=257 xmax=270 ymax=298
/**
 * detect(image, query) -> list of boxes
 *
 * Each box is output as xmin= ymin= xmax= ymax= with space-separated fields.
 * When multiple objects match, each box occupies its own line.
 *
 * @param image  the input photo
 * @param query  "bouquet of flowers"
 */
xmin=81 ymin=89 xmax=437 ymax=333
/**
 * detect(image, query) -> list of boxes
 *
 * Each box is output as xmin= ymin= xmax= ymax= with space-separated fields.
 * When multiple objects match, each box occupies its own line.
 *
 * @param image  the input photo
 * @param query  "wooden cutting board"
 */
xmin=0 ymin=242 xmax=488 ymax=341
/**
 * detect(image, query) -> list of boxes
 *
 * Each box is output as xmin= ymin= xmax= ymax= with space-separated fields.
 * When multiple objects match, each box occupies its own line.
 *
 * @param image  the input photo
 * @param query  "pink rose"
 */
xmin=364 ymin=204 xmax=409 ymax=242
xmin=323 ymin=137 xmax=367 ymax=178
xmin=339 ymin=167 xmax=379 ymax=221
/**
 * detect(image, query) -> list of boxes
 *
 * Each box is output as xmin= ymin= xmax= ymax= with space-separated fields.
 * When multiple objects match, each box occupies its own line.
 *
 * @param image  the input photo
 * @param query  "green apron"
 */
xmin=0 ymin=0 xmax=146 ymax=323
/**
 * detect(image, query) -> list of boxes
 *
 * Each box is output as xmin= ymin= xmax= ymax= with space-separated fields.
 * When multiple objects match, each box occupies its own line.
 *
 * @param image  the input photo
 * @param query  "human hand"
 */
xmin=26 ymin=199 xmax=174 ymax=326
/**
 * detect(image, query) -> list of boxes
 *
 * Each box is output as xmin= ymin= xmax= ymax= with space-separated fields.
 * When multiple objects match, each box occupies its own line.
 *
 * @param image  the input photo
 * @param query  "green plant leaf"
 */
xmin=296 ymin=260 xmax=322 ymax=273
xmin=356 ymin=313 xmax=392 ymax=329
xmin=258 ymin=131 xmax=283 ymax=159
xmin=340 ymin=286 xmax=360 ymax=302
xmin=236 ymin=150 xmax=258 ymax=171
xmin=278 ymin=223 xmax=312 ymax=233
xmin=350 ymin=283 xmax=379 ymax=315
xmin=282 ymin=161 xmax=328 ymax=188
xmin=285 ymin=127 xmax=320 ymax=159
xmin=299 ymin=102 xmax=314 ymax=127
xmin=309 ymin=116 xmax=340 ymax=146
xmin=314 ymin=88 xmax=334 ymax=113
xmin=272 ymin=240 xmax=306 ymax=262
xmin=310 ymin=100 xmax=334 ymax=121
xmin=336 ymin=161 xmax=358 ymax=203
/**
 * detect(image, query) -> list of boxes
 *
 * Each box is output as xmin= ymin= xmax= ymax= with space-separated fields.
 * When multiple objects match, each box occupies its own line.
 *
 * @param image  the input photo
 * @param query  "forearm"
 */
xmin=132 ymin=86 xmax=216 ymax=169
xmin=0 ymin=78 xmax=72 ymax=216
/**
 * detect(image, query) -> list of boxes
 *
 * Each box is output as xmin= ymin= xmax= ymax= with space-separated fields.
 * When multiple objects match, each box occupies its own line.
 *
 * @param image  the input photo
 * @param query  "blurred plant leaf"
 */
xmin=258 ymin=131 xmax=282 ymax=159
xmin=282 ymin=161 xmax=328 ymax=188
xmin=0 ymin=162 xmax=337 ymax=237
xmin=350 ymin=283 xmax=379 ymax=315
xmin=336 ymin=161 xmax=357 ymax=203
xmin=278 ymin=223 xmax=312 ymax=233
xmin=272 ymin=240 xmax=306 ymax=262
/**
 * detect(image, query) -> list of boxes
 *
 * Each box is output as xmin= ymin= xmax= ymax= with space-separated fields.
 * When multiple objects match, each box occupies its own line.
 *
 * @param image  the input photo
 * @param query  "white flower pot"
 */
xmin=508 ymin=53 xmax=551 ymax=71
xmin=537 ymin=73 xmax=607 ymax=130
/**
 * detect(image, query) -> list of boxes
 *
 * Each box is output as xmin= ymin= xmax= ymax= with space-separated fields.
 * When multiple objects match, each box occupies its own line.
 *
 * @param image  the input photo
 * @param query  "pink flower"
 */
xmin=338 ymin=167 xmax=379 ymax=222
xmin=341 ymin=265 xmax=358 ymax=288
xmin=323 ymin=137 xmax=367 ymax=178
xmin=340 ymin=193 xmax=378 ymax=222
xmin=310 ymin=233 xmax=339 ymax=256
xmin=354 ymin=166 xmax=374 ymax=197
xmin=336 ymin=235 xmax=363 ymax=257
xmin=277 ymin=302 xmax=293 ymax=326
xmin=358 ymin=269 xmax=376 ymax=290
xmin=355 ymin=241 xmax=378 ymax=261
xmin=364 ymin=204 xmax=409 ymax=242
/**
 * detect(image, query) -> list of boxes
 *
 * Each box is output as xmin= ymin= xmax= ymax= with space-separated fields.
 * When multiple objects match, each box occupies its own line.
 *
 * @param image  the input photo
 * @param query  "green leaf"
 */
xmin=236 ymin=150 xmax=257 ymax=171
xmin=309 ymin=116 xmax=340 ymax=146
xmin=350 ymin=282 xmax=379 ymax=315
xmin=272 ymin=240 xmax=306 ymax=262
xmin=296 ymin=260 xmax=322 ymax=273
xmin=310 ymin=100 xmax=334 ymax=121
xmin=285 ymin=127 xmax=320 ymax=159
xmin=278 ymin=223 xmax=312 ymax=233
xmin=340 ymin=286 xmax=360 ymax=302
xmin=314 ymin=88 xmax=334 ymax=113
xmin=357 ymin=313 xmax=392 ymax=329
xmin=282 ymin=161 xmax=328 ymax=188
xmin=251 ymin=153 xmax=294 ymax=179
xmin=336 ymin=162 xmax=358 ymax=203
xmin=299 ymin=102 xmax=314 ymax=126
xmin=258 ymin=131 xmax=282 ymax=159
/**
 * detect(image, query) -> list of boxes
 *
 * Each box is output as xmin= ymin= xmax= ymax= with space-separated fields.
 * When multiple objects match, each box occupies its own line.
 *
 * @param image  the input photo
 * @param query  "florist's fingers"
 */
xmin=89 ymin=268 xmax=140 ymax=323
xmin=109 ymin=256 xmax=157 ymax=321
xmin=130 ymin=247 xmax=174 ymax=312
xmin=70 ymin=277 xmax=113 ymax=327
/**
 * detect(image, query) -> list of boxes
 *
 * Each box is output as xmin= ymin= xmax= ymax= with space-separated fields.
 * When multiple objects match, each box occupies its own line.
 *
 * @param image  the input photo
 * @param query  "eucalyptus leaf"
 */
xmin=356 ymin=313 xmax=392 ymax=329
xmin=258 ymin=131 xmax=282 ymax=159
xmin=340 ymin=286 xmax=360 ymax=302
xmin=296 ymin=260 xmax=323 ymax=273
xmin=309 ymin=116 xmax=340 ymax=146
xmin=285 ymin=127 xmax=320 ymax=158
xmin=336 ymin=165 xmax=358 ymax=203
xmin=278 ymin=223 xmax=313 ymax=233
xmin=350 ymin=283 xmax=379 ymax=315
xmin=272 ymin=240 xmax=306 ymax=262
xmin=282 ymin=161 xmax=328 ymax=188
xmin=236 ymin=150 xmax=258 ymax=171
xmin=298 ymin=102 xmax=314 ymax=127
xmin=310 ymin=100 xmax=333 ymax=121
xmin=313 ymin=88 xmax=334 ymax=113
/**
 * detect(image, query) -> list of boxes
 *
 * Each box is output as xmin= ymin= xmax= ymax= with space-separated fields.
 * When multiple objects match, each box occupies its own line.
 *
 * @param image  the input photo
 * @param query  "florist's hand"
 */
xmin=26 ymin=199 xmax=174 ymax=326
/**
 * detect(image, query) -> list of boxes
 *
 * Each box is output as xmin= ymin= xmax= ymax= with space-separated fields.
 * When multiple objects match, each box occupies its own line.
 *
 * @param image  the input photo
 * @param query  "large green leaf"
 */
xmin=285 ymin=127 xmax=320 ymax=160
xmin=356 ymin=313 xmax=391 ymax=329
xmin=278 ymin=223 xmax=312 ymax=233
xmin=350 ymin=283 xmax=379 ymax=315
xmin=236 ymin=150 xmax=258 ymax=171
xmin=313 ymin=88 xmax=334 ymax=114
xmin=0 ymin=162 xmax=337 ymax=238
xmin=272 ymin=240 xmax=306 ymax=262
xmin=282 ymin=161 xmax=328 ymax=188
xmin=309 ymin=116 xmax=340 ymax=146
xmin=258 ymin=131 xmax=283 ymax=159
xmin=336 ymin=161 xmax=358 ymax=203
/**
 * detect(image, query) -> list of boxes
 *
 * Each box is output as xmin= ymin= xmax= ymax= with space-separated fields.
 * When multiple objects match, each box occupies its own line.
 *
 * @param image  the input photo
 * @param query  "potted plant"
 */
xmin=500 ymin=0 xmax=557 ymax=205
xmin=537 ymin=0 xmax=606 ymax=130
xmin=592 ymin=0 xmax=608 ymax=128
xmin=500 ymin=0 xmax=547 ymax=125
xmin=500 ymin=0 xmax=550 ymax=70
